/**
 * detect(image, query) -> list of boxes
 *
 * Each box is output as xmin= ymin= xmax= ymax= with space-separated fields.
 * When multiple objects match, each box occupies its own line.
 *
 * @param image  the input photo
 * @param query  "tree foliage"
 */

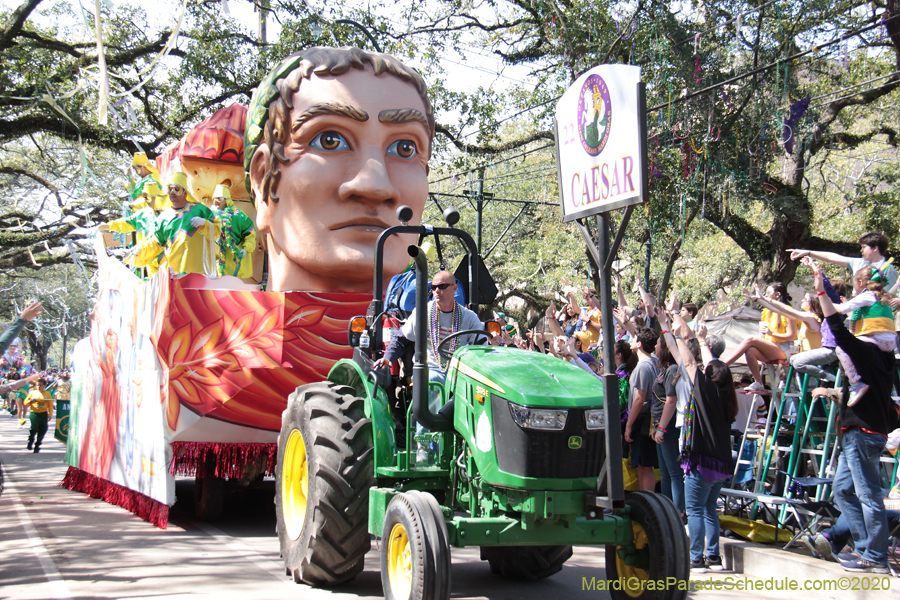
xmin=2 ymin=0 xmax=899 ymax=316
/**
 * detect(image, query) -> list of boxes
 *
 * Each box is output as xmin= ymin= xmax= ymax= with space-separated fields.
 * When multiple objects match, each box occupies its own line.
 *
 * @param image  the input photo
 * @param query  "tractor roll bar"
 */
xmin=408 ymin=244 xmax=453 ymax=432
xmin=368 ymin=221 xmax=481 ymax=357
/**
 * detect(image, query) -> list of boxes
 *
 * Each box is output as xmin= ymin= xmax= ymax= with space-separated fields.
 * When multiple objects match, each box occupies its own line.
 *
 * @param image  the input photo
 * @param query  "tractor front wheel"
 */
xmin=605 ymin=491 xmax=689 ymax=600
xmin=380 ymin=491 xmax=451 ymax=600
xmin=275 ymin=382 xmax=374 ymax=586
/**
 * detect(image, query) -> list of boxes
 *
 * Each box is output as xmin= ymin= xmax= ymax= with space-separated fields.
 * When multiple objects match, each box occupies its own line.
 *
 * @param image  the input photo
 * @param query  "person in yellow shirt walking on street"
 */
xmin=25 ymin=377 xmax=53 ymax=453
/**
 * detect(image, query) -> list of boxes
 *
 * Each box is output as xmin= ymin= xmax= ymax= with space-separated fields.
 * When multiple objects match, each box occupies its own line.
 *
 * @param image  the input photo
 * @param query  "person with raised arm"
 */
xmin=615 ymin=273 xmax=657 ymax=330
xmin=828 ymin=265 xmax=896 ymax=406
xmin=2 ymin=301 xmax=44 ymax=425
xmin=574 ymin=288 xmax=602 ymax=350
xmin=720 ymin=282 xmax=796 ymax=392
xmin=624 ymin=327 xmax=660 ymax=493
xmin=790 ymin=232 xmax=897 ymax=293
xmin=808 ymin=258 xmax=893 ymax=575
xmin=779 ymin=256 xmax=845 ymax=382
xmin=659 ymin=308 xmax=736 ymax=573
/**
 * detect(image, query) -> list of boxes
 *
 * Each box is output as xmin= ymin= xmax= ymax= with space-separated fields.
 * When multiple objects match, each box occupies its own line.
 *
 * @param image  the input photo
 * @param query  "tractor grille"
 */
xmin=491 ymin=395 xmax=606 ymax=479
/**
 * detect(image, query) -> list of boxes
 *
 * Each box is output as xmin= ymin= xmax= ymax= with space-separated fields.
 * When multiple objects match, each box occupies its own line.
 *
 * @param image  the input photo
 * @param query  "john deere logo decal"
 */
xmin=568 ymin=436 xmax=583 ymax=450
xmin=577 ymin=74 xmax=612 ymax=157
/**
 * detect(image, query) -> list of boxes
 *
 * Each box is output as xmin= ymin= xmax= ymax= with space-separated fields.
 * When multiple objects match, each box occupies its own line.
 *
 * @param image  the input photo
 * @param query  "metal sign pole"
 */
xmin=597 ymin=211 xmax=625 ymax=509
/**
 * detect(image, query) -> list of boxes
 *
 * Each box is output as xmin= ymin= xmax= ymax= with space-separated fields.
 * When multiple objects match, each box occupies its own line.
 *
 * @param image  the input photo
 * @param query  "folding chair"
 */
xmin=779 ymin=472 xmax=839 ymax=551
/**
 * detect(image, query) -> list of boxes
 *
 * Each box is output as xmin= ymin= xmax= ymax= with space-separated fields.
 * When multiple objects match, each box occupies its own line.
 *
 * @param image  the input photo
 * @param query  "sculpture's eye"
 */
xmin=387 ymin=140 xmax=417 ymax=159
xmin=311 ymin=131 xmax=350 ymax=152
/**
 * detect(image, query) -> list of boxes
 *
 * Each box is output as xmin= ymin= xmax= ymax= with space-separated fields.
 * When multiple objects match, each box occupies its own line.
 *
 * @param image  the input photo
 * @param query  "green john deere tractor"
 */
xmin=275 ymin=206 xmax=689 ymax=600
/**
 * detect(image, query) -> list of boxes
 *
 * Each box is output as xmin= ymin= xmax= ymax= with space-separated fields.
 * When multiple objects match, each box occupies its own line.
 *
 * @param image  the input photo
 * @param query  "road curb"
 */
xmin=721 ymin=536 xmax=900 ymax=599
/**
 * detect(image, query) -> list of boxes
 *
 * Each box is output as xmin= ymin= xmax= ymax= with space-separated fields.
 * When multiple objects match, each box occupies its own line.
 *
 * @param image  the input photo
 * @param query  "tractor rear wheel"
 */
xmin=381 ymin=492 xmax=451 ymax=600
xmin=479 ymin=544 xmax=573 ymax=580
xmin=276 ymin=382 xmax=374 ymax=586
xmin=605 ymin=491 xmax=689 ymax=600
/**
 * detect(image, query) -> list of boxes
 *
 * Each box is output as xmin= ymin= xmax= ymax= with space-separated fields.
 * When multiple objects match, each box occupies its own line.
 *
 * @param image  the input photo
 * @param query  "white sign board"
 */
xmin=555 ymin=65 xmax=646 ymax=221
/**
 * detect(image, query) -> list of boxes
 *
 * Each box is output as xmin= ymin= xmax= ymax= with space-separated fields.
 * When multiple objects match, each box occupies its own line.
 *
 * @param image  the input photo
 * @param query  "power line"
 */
xmin=438 ymin=55 xmax=533 ymax=85
xmin=484 ymin=170 xmax=557 ymax=188
xmin=429 ymin=190 xmax=557 ymax=207
xmin=429 ymin=142 xmax=555 ymax=186
xmin=479 ymin=159 xmax=556 ymax=183
xmin=808 ymin=79 xmax=900 ymax=112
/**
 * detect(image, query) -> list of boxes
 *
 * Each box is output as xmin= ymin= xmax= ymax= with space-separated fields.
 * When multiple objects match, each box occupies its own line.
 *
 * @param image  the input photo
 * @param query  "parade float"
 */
xmin=60 ymin=99 xmax=372 ymax=526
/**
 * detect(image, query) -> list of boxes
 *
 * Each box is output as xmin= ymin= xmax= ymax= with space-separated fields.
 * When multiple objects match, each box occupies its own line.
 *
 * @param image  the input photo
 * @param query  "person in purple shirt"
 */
xmin=783 ymin=256 xmax=845 ymax=382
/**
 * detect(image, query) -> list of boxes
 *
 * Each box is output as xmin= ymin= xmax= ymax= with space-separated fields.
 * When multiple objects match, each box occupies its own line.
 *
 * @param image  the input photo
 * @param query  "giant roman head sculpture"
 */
xmin=244 ymin=46 xmax=434 ymax=293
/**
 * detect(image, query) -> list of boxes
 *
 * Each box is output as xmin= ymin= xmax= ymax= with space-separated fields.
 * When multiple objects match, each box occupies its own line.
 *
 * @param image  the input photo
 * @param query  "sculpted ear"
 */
xmin=250 ymin=145 xmax=272 ymax=234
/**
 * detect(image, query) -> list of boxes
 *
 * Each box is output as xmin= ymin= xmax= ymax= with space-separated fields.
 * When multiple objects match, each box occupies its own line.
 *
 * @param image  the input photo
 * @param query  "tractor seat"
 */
xmin=438 ymin=399 xmax=454 ymax=422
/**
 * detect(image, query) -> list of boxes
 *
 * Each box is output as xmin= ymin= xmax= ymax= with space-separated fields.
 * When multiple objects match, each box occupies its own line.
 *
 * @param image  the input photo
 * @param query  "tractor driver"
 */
xmin=245 ymin=46 xmax=433 ymax=293
xmin=374 ymin=270 xmax=485 ymax=382
xmin=374 ymin=270 xmax=485 ymax=459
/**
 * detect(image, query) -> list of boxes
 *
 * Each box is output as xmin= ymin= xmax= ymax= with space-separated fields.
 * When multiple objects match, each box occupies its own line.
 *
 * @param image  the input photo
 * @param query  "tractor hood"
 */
xmin=447 ymin=345 xmax=604 ymax=408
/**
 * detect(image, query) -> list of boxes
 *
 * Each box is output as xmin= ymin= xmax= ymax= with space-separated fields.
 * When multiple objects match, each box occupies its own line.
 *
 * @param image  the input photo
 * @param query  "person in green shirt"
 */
xmin=127 ymin=172 xmax=219 ymax=276
xmin=211 ymin=184 xmax=256 ymax=278
xmin=129 ymin=152 xmax=162 ymax=203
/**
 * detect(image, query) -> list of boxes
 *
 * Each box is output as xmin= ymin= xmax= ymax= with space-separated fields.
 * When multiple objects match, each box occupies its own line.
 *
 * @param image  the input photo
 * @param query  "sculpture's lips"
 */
xmin=331 ymin=218 xmax=390 ymax=232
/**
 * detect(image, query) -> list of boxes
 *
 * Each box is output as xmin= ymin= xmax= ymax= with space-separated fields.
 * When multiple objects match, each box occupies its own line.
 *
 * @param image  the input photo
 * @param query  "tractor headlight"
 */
xmin=508 ymin=402 xmax=568 ymax=430
xmin=585 ymin=409 xmax=605 ymax=430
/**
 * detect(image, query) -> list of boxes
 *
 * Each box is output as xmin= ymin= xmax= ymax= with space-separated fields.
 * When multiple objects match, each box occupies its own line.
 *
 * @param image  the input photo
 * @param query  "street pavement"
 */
xmin=0 ymin=412 xmax=869 ymax=600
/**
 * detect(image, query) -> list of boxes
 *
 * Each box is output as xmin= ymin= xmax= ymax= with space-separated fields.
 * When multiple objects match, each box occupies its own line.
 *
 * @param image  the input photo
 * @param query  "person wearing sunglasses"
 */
xmin=125 ymin=172 xmax=220 ymax=276
xmin=374 ymin=270 xmax=486 ymax=462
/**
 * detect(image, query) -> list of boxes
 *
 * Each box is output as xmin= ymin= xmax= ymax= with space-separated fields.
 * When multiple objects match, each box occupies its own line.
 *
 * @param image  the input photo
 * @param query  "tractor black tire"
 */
xmin=194 ymin=461 xmax=225 ymax=522
xmin=605 ymin=491 xmax=690 ymax=600
xmin=381 ymin=492 xmax=451 ymax=600
xmin=479 ymin=544 xmax=573 ymax=580
xmin=407 ymin=491 xmax=451 ymax=600
xmin=276 ymin=382 xmax=374 ymax=587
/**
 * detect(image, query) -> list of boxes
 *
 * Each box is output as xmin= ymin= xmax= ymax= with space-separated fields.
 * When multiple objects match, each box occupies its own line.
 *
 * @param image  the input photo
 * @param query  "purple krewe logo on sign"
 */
xmin=577 ymin=74 xmax=612 ymax=157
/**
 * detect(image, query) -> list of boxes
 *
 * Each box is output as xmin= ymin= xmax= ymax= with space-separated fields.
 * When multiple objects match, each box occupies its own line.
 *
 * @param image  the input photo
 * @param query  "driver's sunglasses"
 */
xmin=168 ymin=185 xmax=184 ymax=194
xmin=432 ymin=283 xmax=454 ymax=290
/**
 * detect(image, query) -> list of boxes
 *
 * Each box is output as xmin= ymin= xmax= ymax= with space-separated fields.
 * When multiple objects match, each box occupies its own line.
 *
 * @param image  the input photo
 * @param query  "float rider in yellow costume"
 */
xmin=211 ymin=184 xmax=256 ymax=278
xmin=102 ymin=182 xmax=165 ymax=275
xmin=103 ymin=182 xmax=163 ymax=244
xmin=126 ymin=172 xmax=219 ymax=276
xmin=129 ymin=152 xmax=162 ymax=203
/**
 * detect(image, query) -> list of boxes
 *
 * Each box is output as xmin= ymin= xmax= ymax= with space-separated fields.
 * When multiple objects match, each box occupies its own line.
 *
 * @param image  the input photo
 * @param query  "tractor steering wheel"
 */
xmin=437 ymin=329 xmax=490 ymax=359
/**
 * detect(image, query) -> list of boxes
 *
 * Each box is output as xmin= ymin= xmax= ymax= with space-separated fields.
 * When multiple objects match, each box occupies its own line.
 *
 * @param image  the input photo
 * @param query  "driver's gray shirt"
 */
xmin=401 ymin=300 xmax=484 ymax=373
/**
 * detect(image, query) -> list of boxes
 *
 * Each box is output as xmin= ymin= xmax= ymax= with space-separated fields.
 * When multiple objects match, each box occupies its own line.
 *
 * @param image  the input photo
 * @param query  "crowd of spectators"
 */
xmin=483 ymin=231 xmax=900 ymax=575
xmin=0 ymin=300 xmax=71 ymax=453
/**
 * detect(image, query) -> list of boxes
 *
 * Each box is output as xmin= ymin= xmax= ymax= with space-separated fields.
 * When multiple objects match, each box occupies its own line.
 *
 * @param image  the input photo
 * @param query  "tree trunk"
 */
xmin=24 ymin=329 xmax=48 ymax=371
xmin=658 ymin=204 xmax=701 ymax=302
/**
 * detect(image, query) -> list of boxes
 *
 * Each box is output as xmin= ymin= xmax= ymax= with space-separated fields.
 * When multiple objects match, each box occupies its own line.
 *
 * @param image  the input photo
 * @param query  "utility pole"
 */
xmin=257 ymin=0 xmax=269 ymax=43
xmin=61 ymin=317 xmax=68 ymax=370
xmin=475 ymin=168 xmax=484 ymax=253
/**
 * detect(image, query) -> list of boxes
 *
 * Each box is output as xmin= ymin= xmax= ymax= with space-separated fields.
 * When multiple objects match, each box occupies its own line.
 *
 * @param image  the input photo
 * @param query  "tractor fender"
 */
xmin=328 ymin=359 xmax=397 ymax=469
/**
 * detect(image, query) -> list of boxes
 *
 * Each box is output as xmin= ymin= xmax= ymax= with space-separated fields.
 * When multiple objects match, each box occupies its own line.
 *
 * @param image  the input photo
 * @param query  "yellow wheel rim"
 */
xmin=282 ymin=429 xmax=308 ymax=540
xmin=387 ymin=522 xmax=412 ymax=600
xmin=615 ymin=521 xmax=650 ymax=599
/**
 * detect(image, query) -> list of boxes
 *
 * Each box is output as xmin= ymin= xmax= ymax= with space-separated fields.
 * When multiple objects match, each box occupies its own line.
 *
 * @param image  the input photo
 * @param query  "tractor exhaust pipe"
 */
xmin=409 ymin=244 xmax=452 ymax=432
